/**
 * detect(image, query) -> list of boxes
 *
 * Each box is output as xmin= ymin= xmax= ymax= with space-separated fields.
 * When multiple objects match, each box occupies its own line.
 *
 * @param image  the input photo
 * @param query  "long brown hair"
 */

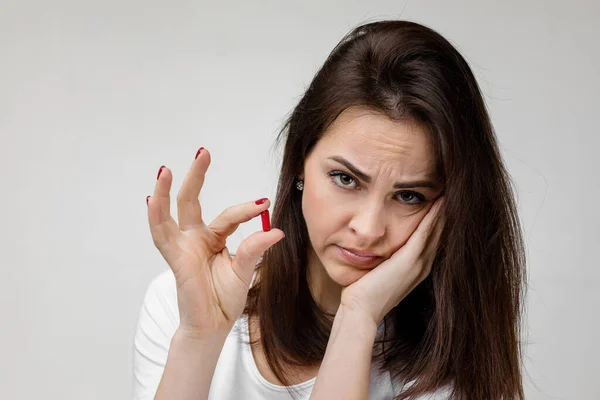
xmin=243 ymin=20 xmax=527 ymax=400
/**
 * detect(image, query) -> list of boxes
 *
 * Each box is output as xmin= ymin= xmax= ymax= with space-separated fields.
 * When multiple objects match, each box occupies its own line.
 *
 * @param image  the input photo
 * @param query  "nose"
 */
xmin=348 ymin=200 xmax=386 ymax=243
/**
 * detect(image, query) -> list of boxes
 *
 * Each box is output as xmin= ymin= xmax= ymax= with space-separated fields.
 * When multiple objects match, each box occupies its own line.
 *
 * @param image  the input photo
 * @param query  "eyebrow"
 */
xmin=327 ymin=156 xmax=439 ymax=189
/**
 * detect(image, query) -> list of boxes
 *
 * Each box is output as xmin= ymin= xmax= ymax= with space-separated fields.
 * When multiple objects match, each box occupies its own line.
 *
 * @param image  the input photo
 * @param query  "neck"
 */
xmin=306 ymin=245 xmax=343 ymax=315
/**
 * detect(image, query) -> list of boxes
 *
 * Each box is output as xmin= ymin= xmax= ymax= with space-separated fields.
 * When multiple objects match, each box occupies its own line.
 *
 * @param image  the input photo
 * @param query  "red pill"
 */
xmin=261 ymin=210 xmax=271 ymax=232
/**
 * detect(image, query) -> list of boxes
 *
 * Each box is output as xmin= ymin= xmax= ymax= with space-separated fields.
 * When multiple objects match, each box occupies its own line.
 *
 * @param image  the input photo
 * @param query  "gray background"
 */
xmin=1 ymin=0 xmax=598 ymax=399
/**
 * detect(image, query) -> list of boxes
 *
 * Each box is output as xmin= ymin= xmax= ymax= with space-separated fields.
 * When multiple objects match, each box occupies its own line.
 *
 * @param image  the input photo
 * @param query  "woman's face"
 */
xmin=300 ymin=106 xmax=444 ymax=288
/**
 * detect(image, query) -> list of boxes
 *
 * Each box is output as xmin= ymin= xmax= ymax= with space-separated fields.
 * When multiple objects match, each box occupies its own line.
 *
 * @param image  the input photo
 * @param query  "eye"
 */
xmin=396 ymin=191 xmax=426 ymax=205
xmin=328 ymin=170 xmax=357 ymax=188
xmin=328 ymin=170 xmax=427 ymax=206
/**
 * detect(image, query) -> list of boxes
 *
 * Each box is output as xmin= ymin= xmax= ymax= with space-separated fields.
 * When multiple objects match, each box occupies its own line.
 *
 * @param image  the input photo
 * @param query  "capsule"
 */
xmin=261 ymin=210 xmax=271 ymax=232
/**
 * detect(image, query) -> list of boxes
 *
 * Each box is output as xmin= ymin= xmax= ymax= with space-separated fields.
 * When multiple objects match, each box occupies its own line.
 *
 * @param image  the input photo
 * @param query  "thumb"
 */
xmin=232 ymin=229 xmax=285 ymax=286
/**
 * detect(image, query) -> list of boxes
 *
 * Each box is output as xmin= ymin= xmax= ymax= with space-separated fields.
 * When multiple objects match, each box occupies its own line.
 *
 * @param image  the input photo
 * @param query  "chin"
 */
xmin=323 ymin=261 xmax=370 ymax=287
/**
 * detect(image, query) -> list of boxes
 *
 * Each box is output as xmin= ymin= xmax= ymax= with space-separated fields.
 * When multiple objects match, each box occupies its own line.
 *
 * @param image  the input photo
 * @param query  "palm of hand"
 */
xmin=340 ymin=198 xmax=445 ymax=325
xmin=146 ymin=149 xmax=285 ymax=336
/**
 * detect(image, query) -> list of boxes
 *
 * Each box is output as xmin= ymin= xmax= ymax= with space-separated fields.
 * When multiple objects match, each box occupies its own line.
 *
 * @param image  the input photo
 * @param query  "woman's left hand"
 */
xmin=340 ymin=196 xmax=446 ymax=326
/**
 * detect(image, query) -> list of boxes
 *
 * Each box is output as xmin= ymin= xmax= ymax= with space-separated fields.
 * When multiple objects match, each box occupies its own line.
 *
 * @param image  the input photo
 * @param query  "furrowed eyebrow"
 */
xmin=327 ymin=156 xmax=439 ymax=189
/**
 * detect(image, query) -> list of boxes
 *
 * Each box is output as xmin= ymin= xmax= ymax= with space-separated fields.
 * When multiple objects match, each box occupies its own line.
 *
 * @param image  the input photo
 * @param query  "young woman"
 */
xmin=133 ymin=20 xmax=527 ymax=400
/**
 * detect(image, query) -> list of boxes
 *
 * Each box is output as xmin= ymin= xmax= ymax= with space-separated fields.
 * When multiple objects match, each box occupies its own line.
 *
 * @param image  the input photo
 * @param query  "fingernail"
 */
xmin=157 ymin=165 xmax=165 ymax=180
xmin=195 ymin=147 xmax=204 ymax=159
xmin=261 ymin=210 xmax=271 ymax=232
xmin=255 ymin=198 xmax=268 ymax=205
xmin=146 ymin=195 xmax=150 ymax=205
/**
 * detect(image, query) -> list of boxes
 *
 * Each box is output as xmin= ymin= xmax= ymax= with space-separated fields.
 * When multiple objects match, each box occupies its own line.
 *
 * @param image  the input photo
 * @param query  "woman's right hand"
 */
xmin=146 ymin=147 xmax=285 ymax=337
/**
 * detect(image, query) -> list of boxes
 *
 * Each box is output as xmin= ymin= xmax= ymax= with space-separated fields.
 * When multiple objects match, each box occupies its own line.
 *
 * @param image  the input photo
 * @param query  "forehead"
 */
xmin=315 ymin=107 xmax=436 ymax=174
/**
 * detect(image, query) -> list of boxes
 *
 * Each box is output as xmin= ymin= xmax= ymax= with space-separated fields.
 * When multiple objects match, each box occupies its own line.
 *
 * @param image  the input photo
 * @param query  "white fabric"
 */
xmin=132 ymin=269 xmax=450 ymax=399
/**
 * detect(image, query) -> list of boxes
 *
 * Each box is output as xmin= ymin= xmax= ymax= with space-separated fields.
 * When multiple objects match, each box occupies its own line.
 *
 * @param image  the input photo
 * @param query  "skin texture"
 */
xmin=299 ymin=106 xmax=444 ymax=315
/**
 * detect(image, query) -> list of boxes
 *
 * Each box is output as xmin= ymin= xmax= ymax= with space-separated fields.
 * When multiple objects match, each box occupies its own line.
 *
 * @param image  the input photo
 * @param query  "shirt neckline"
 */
xmin=240 ymin=313 xmax=317 ymax=392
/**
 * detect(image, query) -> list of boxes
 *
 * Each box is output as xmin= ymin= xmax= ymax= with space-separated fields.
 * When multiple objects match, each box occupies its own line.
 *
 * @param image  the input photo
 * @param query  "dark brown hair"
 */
xmin=243 ymin=20 xmax=527 ymax=400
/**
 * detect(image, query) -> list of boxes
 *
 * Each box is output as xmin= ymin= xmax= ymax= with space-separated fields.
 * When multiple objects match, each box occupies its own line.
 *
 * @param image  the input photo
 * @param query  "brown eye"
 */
xmin=396 ymin=191 xmax=426 ymax=205
xmin=400 ymin=192 xmax=415 ymax=201
xmin=339 ymin=175 xmax=353 ymax=185
xmin=328 ymin=171 xmax=357 ymax=188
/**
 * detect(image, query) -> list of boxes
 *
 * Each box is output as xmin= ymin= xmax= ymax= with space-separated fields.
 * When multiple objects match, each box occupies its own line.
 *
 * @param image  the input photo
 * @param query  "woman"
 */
xmin=133 ymin=20 xmax=526 ymax=400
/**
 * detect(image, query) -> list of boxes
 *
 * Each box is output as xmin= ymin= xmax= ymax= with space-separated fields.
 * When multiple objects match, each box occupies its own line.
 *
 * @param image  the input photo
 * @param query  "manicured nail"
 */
xmin=195 ymin=147 xmax=204 ymax=159
xmin=157 ymin=166 xmax=165 ymax=180
xmin=146 ymin=195 xmax=150 ymax=205
xmin=255 ymin=198 xmax=268 ymax=205
xmin=261 ymin=210 xmax=271 ymax=232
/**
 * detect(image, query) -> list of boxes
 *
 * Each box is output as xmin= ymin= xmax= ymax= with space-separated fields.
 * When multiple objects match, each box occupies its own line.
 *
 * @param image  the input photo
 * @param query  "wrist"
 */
xmin=169 ymin=327 xmax=230 ymax=368
xmin=174 ymin=325 xmax=230 ymax=344
xmin=333 ymin=303 xmax=378 ymax=341
xmin=338 ymin=298 xmax=381 ymax=330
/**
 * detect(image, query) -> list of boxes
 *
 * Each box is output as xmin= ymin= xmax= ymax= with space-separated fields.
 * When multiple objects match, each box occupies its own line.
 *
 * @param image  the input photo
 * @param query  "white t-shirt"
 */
xmin=132 ymin=269 xmax=451 ymax=399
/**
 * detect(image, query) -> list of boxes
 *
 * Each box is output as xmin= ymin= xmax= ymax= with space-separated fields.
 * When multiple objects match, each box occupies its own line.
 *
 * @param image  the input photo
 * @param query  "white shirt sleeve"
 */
xmin=131 ymin=270 xmax=179 ymax=400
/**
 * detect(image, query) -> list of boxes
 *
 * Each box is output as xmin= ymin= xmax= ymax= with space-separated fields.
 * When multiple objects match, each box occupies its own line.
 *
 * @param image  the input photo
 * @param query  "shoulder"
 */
xmin=147 ymin=268 xmax=177 ymax=295
xmin=144 ymin=269 xmax=179 ymax=320
xmin=134 ymin=269 xmax=180 ymax=343
xmin=131 ymin=270 xmax=179 ymax=399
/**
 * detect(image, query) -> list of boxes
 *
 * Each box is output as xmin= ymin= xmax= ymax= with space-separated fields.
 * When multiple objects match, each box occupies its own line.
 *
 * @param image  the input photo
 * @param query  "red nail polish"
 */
xmin=261 ymin=210 xmax=271 ymax=232
xmin=157 ymin=166 xmax=165 ymax=180
xmin=195 ymin=147 xmax=204 ymax=159
xmin=146 ymin=195 xmax=150 ymax=205
xmin=255 ymin=198 xmax=267 ymax=205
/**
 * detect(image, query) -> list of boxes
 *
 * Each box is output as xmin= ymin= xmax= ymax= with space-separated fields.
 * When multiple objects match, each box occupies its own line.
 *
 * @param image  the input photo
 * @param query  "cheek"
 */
xmin=302 ymin=178 xmax=351 ymax=253
xmin=302 ymin=183 xmax=334 ymax=239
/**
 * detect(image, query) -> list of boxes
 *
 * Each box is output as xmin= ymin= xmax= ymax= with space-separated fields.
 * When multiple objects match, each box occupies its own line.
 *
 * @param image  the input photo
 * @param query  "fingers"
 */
xmin=427 ymin=198 xmax=446 ymax=256
xmin=208 ymin=198 xmax=272 ymax=239
xmin=231 ymin=228 xmax=285 ymax=286
xmin=405 ymin=196 xmax=446 ymax=259
xmin=177 ymin=148 xmax=210 ymax=230
xmin=148 ymin=166 xmax=180 ymax=254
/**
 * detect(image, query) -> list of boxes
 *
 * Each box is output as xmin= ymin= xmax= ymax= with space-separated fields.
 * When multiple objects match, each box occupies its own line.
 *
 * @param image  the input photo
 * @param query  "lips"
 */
xmin=336 ymin=245 xmax=382 ymax=266
xmin=341 ymin=247 xmax=380 ymax=257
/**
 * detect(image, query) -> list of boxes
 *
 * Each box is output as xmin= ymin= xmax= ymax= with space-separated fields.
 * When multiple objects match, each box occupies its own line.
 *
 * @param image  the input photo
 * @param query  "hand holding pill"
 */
xmin=145 ymin=148 xmax=285 ymax=336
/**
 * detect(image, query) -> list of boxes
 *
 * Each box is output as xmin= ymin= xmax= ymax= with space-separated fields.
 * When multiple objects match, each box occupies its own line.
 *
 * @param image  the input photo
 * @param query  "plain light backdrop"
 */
xmin=1 ymin=0 xmax=598 ymax=399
